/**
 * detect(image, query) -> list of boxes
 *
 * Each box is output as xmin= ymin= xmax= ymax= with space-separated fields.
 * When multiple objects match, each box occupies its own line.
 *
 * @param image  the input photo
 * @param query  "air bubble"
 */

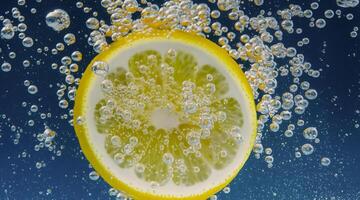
xmin=64 ymin=33 xmax=76 ymax=45
xmin=301 ymin=144 xmax=314 ymax=155
xmin=321 ymin=157 xmax=331 ymax=166
xmin=22 ymin=37 xmax=34 ymax=47
xmin=1 ymin=62 xmax=12 ymax=72
xmin=223 ymin=186 xmax=231 ymax=194
xmin=92 ymin=61 xmax=109 ymax=76
xmin=315 ymin=19 xmax=326 ymax=29
xmin=1 ymin=25 xmax=15 ymax=40
xmin=28 ymin=85 xmax=38 ymax=94
xmin=46 ymin=9 xmax=71 ymax=31
xmin=336 ymin=0 xmax=359 ymax=8
xmin=303 ymin=127 xmax=318 ymax=140
xmin=86 ymin=17 xmax=100 ymax=30
xmin=89 ymin=171 xmax=100 ymax=181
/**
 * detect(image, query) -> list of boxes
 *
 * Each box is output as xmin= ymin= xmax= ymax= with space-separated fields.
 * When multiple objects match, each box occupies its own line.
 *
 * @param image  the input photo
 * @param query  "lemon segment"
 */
xmin=164 ymin=50 xmax=197 ymax=84
xmin=74 ymin=30 xmax=257 ymax=200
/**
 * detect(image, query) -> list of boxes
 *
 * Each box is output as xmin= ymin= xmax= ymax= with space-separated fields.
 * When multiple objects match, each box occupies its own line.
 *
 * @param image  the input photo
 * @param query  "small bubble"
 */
xmin=315 ymin=18 xmax=326 ymax=29
xmin=45 ymin=9 xmax=71 ymax=31
xmin=1 ymin=62 xmax=12 ymax=72
xmin=89 ymin=171 xmax=100 ymax=181
xmin=346 ymin=13 xmax=354 ymax=20
xmin=1 ymin=25 xmax=15 ymax=40
xmin=336 ymin=0 xmax=359 ymax=8
xmin=71 ymin=51 xmax=82 ymax=61
xmin=108 ymin=188 xmax=118 ymax=196
xmin=64 ymin=33 xmax=76 ymax=45
xmin=209 ymin=194 xmax=218 ymax=200
xmin=110 ymin=135 xmax=121 ymax=147
xmin=265 ymin=148 xmax=272 ymax=155
xmin=59 ymin=99 xmax=69 ymax=109
xmin=167 ymin=48 xmax=177 ymax=58
xmin=324 ymin=10 xmax=334 ymax=19
xmin=23 ymin=60 xmax=30 ymax=67
xmin=123 ymin=0 xmax=139 ymax=13
xmin=22 ymin=37 xmax=34 ymax=48
xmin=301 ymin=144 xmax=314 ymax=155
xmin=135 ymin=163 xmax=145 ymax=174
xmin=223 ymin=186 xmax=231 ymax=194
xmin=265 ymin=155 xmax=274 ymax=163
xmin=35 ymin=162 xmax=42 ymax=169
xmin=321 ymin=157 xmax=331 ymax=166
xmin=350 ymin=31 xmax=358 ymax=38
xmin=86 ymin=17 xmax=100 ymax=30
xmin=310 ymin=2 xmax=319 ymax=9
xmin=9 ymin=52 xmax=16 ymax=59
xmin=304 ymin=89 xmax=318 ymax=100
xmin=163 ymin=153 xmax=174 ymax=165
xmin=303 ymin=127 xmax=318 ymax=140
xmin=92 ymin=61 xmax=109 ymax=76
xmin=28 ymin=85 xmax=38 ymax=94
xmin=253 ymin=143 xmax=264 ymax=154
xmin=284 ymin=130 xmax=293 ymax=137
xmin=113 ymin=153 xmax=125 ymax=164
xmin=17 ymin=0 xmax=26 ymax=6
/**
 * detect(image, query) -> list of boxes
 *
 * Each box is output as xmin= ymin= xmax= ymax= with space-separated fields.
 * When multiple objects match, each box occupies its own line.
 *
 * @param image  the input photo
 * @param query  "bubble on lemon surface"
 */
xmin=92 ymin=61 xmax=109 ymax=76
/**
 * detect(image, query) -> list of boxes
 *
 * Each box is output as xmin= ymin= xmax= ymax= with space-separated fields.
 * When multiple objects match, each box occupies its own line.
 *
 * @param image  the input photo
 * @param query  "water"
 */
xmin=0 ymin=0 xmax=359 ymax=199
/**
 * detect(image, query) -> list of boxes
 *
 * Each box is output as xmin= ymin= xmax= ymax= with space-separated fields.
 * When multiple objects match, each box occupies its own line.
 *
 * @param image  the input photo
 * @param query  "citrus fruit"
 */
xmin=73 ymin=29 xmax=257 ymax=200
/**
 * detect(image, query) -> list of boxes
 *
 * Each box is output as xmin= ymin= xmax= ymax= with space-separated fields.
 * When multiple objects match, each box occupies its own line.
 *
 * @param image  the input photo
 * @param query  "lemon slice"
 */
xmin=74 ymin=30 xmax=257 ymax=200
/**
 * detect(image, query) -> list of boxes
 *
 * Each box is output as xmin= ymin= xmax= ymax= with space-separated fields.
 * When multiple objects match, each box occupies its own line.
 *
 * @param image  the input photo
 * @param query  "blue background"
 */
xmin=0 ymin=0 xmax=359 ymax=199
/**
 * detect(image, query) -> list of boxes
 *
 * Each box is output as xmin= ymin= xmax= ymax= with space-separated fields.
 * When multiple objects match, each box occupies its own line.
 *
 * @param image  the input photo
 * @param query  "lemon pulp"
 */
xmin=74 ymin=30 xmax=257 ymax=200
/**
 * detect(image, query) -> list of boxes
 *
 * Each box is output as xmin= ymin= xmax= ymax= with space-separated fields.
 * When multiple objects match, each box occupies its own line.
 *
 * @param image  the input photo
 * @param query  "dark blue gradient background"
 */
xmin=0 ymin=0 xmax=359 ymax=199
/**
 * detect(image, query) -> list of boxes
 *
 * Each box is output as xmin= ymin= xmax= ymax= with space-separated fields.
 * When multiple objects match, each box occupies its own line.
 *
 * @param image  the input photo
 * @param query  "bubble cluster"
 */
xmin=34 ymin=127 xmax=62 ymax=156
